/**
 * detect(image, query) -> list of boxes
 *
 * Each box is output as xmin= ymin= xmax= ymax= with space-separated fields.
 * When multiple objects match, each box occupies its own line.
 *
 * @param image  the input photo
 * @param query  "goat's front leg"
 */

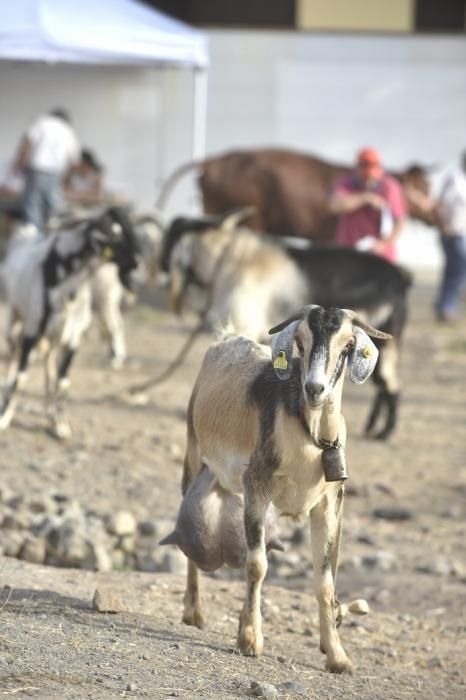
xmin=237 ymin=469 xmax=270 ymax=656
xmin=181 ymin=452 xmax=204 ymax=629
xmin=0 ymin=335 xmax=36 ymax=430
xmin=310 ymin=487 xmax=352 ymax=673
xmin=182 ymin=559 xmax=204 ymax=629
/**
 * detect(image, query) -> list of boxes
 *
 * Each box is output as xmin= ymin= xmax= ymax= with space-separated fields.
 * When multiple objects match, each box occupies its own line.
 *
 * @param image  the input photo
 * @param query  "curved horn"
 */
xmin=268 ymin=305 xmax=319 ymax=336
xmin=219 ymin=206 xmax=256 ymax=232
xmin=343 ymin=310 xmax=393 ymax=340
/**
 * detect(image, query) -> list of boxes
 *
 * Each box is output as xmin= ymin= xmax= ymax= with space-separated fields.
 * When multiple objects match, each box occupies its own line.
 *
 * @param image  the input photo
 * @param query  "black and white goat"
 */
xmin=161 ymin=217 xmax=411 ymax=439
xmin=0 ymin=207 xmax=138 ymax=438
xmin=166 ymin=305 xmax=390 ymax=670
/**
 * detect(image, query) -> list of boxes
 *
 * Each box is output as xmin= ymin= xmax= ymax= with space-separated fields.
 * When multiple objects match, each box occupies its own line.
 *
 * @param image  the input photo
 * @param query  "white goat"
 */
xmin=0 ymin=207 xmax=138 ymax=438
xmin=170 ymin=305 xmax=391 ymax=671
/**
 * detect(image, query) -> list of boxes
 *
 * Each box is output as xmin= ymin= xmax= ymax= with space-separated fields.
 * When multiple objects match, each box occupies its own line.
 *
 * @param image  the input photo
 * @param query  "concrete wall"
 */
xmin=0 ymin=61 xmax=194 ymax=209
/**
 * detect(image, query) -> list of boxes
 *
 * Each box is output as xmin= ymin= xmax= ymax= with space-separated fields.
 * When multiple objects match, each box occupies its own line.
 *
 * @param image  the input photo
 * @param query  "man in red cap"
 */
xmin=330 ymin=147 xmax=407 ymax=262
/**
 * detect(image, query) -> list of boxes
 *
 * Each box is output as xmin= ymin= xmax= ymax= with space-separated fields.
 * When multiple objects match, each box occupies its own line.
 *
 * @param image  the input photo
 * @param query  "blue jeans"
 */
xmin=436 ymin=234 xmax=466 ymax=317
xmin=22 ymin=169 xmax=63 ymax=232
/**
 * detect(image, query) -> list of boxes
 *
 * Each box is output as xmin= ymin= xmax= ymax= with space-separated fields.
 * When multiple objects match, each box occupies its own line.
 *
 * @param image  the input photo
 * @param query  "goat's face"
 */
xmin=270 ymin=305 xmax=390 ymax=408
xmin=89 ymin=207 xmax=140 ymax=289
xmin=169 ymin=230 xmax=226 ymax=314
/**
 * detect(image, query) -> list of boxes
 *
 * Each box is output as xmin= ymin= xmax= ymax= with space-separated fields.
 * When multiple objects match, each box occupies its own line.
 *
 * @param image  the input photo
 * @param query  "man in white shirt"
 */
xmin=13 ymin=108 xmax=80 ymax=232
xmin=435 ymin=152 xmax=466 ymax=322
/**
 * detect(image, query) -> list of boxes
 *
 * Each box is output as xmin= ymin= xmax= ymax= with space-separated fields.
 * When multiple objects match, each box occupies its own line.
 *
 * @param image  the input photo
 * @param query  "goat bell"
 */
xmin=321 ymin=446 xmax=348 ymax=482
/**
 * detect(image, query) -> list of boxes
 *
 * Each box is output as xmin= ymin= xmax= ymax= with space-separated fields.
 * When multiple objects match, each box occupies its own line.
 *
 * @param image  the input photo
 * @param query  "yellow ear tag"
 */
xmin=362 ymin=346 xmax=372 ymax=359
xmin=103 ymin=246 xmax=114 ymax=260
xmin=273 ymin=351 xmax=288 ymax=370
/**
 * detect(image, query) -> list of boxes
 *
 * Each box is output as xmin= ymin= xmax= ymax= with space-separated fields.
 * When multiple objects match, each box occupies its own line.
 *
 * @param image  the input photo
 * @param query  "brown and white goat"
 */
xmin=166 ymin=305 xmax=390 ymax=672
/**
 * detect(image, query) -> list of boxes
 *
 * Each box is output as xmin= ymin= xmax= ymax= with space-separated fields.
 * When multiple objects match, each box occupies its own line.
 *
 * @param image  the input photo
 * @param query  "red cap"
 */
xmin=357 ymin=147 xmax=382 ymax=177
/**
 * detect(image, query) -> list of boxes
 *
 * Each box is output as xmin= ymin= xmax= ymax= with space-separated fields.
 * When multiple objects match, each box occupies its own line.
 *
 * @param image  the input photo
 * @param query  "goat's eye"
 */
xmin=295 ymin=338 xmax=304 ymax=356
xmin=345 ymin=338 xmax=355 ymax=352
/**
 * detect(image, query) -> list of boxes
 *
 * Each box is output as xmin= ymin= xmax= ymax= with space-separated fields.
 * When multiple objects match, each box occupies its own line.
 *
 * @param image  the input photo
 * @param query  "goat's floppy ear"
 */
xmin=270 ymin=320 xmax=300 ymax=380
xmin=348 ymin=327 xmax=379 ymax=384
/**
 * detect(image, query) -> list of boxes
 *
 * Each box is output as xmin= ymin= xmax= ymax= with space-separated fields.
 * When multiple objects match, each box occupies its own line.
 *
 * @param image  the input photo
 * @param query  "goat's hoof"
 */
xmin=237 ymin=626 xmax=263 ymax=656
xmin=325 ymin=654 xmax=354 ymax=674
xmin=182 ymin=609 xmax=204 ymax=629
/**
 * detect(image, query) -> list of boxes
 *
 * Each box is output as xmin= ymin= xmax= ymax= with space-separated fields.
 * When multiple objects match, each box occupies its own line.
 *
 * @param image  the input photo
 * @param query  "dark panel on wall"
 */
xmin=415 ymin=0 xmax=465 ymax=31
xmin=142 ymin=0 xmax=296 ymax=27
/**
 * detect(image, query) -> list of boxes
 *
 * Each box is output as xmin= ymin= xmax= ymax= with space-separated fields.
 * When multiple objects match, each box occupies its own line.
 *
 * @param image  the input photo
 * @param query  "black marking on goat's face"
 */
xmin=298 ymin=307 xmax=354 ymax=408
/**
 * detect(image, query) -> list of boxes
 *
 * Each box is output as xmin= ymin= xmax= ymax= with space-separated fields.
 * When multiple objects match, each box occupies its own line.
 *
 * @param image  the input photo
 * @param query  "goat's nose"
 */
xmin=305 ymin=381 xmax=325 ymax=401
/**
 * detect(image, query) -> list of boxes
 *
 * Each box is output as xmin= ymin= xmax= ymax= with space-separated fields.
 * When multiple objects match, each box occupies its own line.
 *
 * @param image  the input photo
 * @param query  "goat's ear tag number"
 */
xmin=273 ymin=351 xmax=288 ymax=370
xmin=362 ymin=346 xmax=372 ymax=359
xmin=103 ymin=246 xmax=114 ymax=260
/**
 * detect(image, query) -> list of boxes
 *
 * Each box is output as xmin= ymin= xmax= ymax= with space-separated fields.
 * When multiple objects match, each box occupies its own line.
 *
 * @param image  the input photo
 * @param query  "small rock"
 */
xmin=138 ymin=520 xmax=158 ymax=537
xmin=416 ymin=559 xmax=451 ymax=576
xmin=372 ymin=507 xmax=413 ymax=521
xmin=362 ymin=550 xmax=396 ymax=572
xmin=111 ymin=548 xmax=127 ymax=570
xmin=92 ymin=588 xmax=127 ymax=613
xmin=277 ymin=680 xmax=308 ymax=697
xmin=374 ymin=482 xmax=396 ymax=496
xmin=357 ymin=533 xmax=376 ymax=546
xmin=119 ymin=535 xmax=136 ymax=554
xmin=249 ymin=681 xmax=278 ymax=699
xmin=290 ymin=527 xmax=306 ymax=545
xmin=126 ymin=682 xmax=138 ymax=692
xmin=427 ymin=656 xmax=443 ymax=669
xmin=1 ymin=530 xmax=25 ymax=557
xmin=86 ymin=543 xmax=113 ymax=572
xmin=160 ymin=549 xmax=186 ymax=575
xmin=19 ymin=536 xmax=46 ymax=564
xmin=107 ymin=511 xmax=137 ymax=537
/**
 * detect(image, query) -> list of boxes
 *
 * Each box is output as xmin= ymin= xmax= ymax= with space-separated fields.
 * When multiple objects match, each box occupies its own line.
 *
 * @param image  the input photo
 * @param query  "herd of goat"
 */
xmin=0 ymin=201 xmax=413 ymax=671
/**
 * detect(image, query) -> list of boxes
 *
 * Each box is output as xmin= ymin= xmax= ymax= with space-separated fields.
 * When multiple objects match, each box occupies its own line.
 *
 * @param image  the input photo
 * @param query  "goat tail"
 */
xmin=155 ymin=160 xmax=204 ymax=210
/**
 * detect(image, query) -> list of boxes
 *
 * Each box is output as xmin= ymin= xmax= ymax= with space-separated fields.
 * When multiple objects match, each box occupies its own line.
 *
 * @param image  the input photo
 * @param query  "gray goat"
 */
xmin=164 ymin=305 xmax=390 ymax=671
xmin=161 ymin=217 xmax=411 ymax=439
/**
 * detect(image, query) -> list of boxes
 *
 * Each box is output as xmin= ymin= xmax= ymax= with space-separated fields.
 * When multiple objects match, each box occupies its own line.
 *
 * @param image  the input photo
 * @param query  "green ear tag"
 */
xmin=273 ymin=351 xmax=288 ymax=370
xmin=362 ymin=346 xmax=372 ymax=359
xmin=103 ymin=246 xmax=114 ymax=260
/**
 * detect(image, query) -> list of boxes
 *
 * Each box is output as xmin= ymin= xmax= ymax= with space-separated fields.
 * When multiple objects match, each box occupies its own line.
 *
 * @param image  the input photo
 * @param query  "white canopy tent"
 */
xmin=0 ymin=0 xmax=209 ymax=185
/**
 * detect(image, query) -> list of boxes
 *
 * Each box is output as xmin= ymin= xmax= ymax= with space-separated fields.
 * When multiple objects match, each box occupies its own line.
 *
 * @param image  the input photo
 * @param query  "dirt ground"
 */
xmin=0 ymin=273 xmax=465 ymax=699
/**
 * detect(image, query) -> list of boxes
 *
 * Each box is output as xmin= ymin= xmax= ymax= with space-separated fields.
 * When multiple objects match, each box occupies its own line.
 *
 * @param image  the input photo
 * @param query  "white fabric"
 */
xmin=0 ymin=0 xmax=208 ymax=68
xmin=438 ymin=169 xmax=466 ymax=235
xmin=27 ymin=115 xmax=80 ymax=174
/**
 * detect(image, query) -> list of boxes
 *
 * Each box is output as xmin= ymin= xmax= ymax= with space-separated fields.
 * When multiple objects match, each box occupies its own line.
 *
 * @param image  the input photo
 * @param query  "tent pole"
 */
xmin=192 ymin=67 xmax=208 ymax=160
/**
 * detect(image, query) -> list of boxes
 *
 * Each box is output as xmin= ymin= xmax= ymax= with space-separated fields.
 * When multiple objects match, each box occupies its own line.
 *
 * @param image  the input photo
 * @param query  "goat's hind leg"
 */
xmin=310 ymin=487 xmax=353 ymax=673
xmin=365 ymin=339 xmax=399 ymax=440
